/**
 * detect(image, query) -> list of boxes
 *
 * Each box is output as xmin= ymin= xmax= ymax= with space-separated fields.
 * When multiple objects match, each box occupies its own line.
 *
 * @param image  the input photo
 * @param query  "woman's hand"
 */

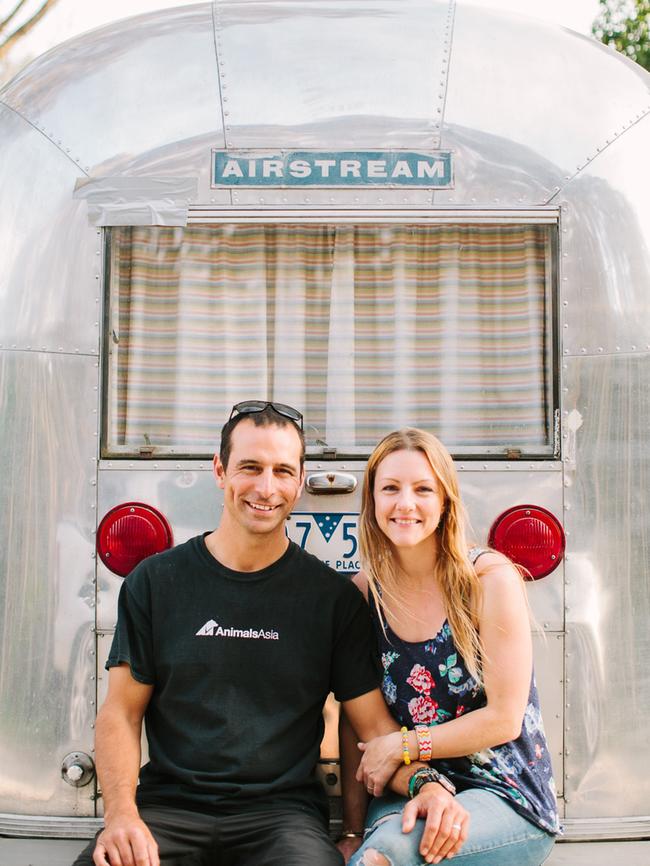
xmin=356 ymin=731 xmax=403 ymax=795
xmin=402 ymin=783 xmax=469 ymax=863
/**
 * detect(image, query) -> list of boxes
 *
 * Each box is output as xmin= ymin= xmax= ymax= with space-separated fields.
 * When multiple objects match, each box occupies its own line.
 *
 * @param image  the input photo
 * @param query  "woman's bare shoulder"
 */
xmin=471 ymin=552 xmax=529 ymax=628
xmin=472 ymin=550 xmax=522 ymax=589
xmin=472 ymin=549 xmax=510 ymax=570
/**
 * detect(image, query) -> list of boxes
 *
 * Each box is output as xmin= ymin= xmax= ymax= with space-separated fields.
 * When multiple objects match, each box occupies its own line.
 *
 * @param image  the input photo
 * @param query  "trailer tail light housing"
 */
xmin=488 ymin=505 xmax=565 ymax=580
xmin=97 ymin=503 xmax=173 ymax=577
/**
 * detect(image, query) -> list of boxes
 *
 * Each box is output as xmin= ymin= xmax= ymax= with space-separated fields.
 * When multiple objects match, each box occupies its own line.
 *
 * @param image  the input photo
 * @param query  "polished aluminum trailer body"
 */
xmin=0 ymin=0 xmax=649 ymax=850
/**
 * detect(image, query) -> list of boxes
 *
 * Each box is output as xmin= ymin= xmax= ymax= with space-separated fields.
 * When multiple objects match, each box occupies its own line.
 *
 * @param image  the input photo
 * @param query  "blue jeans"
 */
xmin=348 ymin=789 xmax=555 ymax=866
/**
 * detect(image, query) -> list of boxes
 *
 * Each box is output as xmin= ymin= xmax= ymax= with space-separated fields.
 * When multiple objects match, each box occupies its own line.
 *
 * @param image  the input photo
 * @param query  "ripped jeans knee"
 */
xmin=348 ymin=809 xmax=421 ymax=866
xmin=354 ymin=848 xmax=391 ymax=866
xmin=348 ymin=790 xmax=556 ymax=866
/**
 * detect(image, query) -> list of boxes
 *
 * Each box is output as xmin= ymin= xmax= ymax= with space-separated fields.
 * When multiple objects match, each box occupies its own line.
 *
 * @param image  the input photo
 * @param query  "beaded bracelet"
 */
xmin=400 ymin=726 xmax=411 ymax=765
xmin=415 ymin=724 xmax=432 ymax=761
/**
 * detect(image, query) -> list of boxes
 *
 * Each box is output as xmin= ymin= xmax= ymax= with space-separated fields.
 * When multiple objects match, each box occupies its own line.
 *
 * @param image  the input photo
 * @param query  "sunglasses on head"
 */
xmin=229 ymin=401 xmax=304 ymax=431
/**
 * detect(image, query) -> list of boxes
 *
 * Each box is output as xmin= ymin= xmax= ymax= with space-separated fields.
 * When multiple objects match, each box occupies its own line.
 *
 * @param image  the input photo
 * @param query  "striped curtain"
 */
xmin=108 ymin=223 xmax=551 ymax=454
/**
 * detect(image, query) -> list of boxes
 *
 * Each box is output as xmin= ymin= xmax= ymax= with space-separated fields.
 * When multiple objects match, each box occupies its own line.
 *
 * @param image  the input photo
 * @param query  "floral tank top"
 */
xmin=369 ymin=549 xmax=560 ymax=835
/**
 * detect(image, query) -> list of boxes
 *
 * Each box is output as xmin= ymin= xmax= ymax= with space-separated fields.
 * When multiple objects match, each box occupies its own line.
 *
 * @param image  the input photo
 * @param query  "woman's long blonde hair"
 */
xmin=359 ymin=428 xmax=484 ymax=684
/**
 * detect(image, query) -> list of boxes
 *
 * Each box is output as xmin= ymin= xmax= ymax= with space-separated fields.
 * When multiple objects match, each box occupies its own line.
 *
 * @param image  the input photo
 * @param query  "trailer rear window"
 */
xmin=104 ymin=222 xmax=555 ymax=458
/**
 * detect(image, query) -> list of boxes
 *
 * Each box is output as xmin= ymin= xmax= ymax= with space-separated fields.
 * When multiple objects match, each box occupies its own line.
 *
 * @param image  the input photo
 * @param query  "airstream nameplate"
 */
xmin=286 ymin=512 xmax=360 ymax=574
xmin=212 ymin=150 xmax=453 ymax=188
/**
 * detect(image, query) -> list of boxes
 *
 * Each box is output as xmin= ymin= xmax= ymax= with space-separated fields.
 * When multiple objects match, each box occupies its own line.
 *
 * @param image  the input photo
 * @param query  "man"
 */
xmin=75 ymin=401 xmax=464 ymax=866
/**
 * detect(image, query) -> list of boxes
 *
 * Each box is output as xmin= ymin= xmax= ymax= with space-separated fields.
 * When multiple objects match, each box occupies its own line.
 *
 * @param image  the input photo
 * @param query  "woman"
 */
xmin=339 ymin=429 xmax=559 ymax=866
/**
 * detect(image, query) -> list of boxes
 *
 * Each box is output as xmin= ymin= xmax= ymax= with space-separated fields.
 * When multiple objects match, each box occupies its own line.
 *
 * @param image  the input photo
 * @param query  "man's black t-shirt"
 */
xmin=107 ymin=534 xmax=381 ymax=818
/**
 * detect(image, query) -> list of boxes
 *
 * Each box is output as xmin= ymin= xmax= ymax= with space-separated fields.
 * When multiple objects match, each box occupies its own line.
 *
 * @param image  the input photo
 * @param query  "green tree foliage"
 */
xmin=592 ymin=0 xmax=650 ymax=71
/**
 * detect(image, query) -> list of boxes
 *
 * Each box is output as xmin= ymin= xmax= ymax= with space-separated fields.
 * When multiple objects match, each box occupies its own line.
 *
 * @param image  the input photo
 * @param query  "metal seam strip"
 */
xmin=0 ymin=346 xmax=99 ymax=358
xmin=0 ymin=98 xmax=90 ymax=176
xmin=211 ymin=0 xmax=232 ymax=206
xmin=563 ymin=347 xmax=648 ymax=359
xmin=545 ymin=106 xmax=650 ymax=204
xmin=438 ymin=0 xmax=456 ymax=146
xmin=431 ymin=0 xmax=456 ymax=206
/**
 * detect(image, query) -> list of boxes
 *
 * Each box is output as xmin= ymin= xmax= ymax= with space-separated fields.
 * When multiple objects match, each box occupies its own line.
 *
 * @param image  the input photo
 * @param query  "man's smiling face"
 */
xmin=214 ymin=418 xmax=304 ymax=538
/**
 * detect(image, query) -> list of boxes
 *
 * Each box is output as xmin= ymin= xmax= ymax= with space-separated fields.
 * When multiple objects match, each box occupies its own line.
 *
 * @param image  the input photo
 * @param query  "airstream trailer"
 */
xmin=1 ymin=0 xmax=649 ymax=862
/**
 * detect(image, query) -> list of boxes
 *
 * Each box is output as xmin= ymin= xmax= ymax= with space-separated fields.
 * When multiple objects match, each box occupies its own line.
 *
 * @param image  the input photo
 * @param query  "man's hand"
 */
xmin=335 ymin=834 xmax=364 ymax=864
xmin=402 ymin=783 xmax=469 ymax=864
xmin=356 ymin=731 xmax=403 ymax=796
xmin=93 ymin=809 xmax=159 ymax=866
xmin=93 ymin=666 xmax=155 ymax=865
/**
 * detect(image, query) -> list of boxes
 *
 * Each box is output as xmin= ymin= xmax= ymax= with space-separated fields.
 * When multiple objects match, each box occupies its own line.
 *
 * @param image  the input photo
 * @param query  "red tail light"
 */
xmin=97 ymin=503 xmax=173 ymax=577
xmin=488 ymin=505 xmax=565 ymax=580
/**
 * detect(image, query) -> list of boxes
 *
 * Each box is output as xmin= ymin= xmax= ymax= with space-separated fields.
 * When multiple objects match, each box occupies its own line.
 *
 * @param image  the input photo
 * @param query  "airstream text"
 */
xmin=212 ymin=150 xmax=454 ymax=187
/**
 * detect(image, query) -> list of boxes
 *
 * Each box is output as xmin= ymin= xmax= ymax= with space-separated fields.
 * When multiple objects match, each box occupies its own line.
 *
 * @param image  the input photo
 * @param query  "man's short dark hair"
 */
xmin=219 ymin=405 xmax=306 ymax=470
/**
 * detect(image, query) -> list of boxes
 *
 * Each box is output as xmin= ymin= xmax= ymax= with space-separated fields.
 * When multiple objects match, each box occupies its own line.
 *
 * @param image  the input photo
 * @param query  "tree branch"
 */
xmin=0 ymin=0 xmax=31 ymax=35
xmin=0 ymin=0 xmax=61 ymax=58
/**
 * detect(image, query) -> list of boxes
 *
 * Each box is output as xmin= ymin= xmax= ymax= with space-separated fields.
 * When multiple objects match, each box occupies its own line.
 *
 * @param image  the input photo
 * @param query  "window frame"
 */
xmin=100 ymin=209 xmax=560 ymax=461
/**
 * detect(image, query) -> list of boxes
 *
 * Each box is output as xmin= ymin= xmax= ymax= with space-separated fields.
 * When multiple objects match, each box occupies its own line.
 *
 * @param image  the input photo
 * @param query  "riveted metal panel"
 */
xmin=0 ymin=6 xmax=222 ymax=181
xmin=443 ymin=5 xmax=650 ymax=205
xmin=215 ymin=0 xmax=450 ymax=150
xmin=563 ymin=353 xmax=650 ymax=818
xmin=0 ymin=351 xmax=98 ymax=816
xmin=0 ymin=105 xmax=97 ymax=355
xmin=559 ymin=115 xmax=650 ymax=358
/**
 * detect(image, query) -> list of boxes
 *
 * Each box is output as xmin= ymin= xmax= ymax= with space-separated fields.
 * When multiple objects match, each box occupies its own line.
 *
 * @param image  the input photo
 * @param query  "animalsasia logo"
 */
xmin=195 ymin=619 xmax=280 ymax=640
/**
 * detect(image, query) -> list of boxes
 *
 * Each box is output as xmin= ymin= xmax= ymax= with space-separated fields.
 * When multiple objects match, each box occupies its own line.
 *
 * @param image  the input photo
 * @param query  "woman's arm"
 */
xmin=344 ymin=572 xmax=470 ymax=863
xmin=357 ymin=553 xmax=533 ymax=791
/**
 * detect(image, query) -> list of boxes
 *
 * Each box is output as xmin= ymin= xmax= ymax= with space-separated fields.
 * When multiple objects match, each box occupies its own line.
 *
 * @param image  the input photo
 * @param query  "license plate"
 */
xmin=286 ymin=512 xmax=360 ymax=574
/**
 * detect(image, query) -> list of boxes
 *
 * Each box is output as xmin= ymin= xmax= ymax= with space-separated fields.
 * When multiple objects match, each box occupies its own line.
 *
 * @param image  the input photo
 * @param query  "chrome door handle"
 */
xmin=306 ymin=472 xmax=358 ymax=494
